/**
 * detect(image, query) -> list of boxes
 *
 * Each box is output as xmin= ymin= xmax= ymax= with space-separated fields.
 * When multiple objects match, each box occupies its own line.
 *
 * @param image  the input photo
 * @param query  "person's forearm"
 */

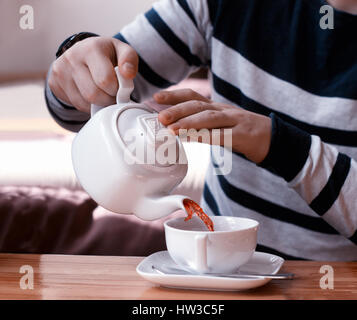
xmin=259 ymin=114 xmax=357 ymax=245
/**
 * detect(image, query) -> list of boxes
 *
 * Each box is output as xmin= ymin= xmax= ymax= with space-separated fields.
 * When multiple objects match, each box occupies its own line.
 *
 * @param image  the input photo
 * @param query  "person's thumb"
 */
xmin=112 ymin=38 xmax=139 ymax=79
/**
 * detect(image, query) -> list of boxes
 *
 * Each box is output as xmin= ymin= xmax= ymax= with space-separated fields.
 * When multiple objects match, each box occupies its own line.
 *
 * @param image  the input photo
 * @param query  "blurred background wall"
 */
xmin=0 ymin=0 xmax=156 ymax=81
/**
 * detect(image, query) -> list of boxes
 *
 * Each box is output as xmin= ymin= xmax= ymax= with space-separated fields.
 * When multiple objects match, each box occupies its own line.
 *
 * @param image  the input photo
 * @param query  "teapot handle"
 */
xmin=90 ymin=66 xmax=134 ymax=117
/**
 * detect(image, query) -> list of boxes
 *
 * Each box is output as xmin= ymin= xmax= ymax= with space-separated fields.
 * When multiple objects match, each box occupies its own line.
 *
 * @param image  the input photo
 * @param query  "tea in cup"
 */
xmin=164 ymin=216 xmax=259 ymax=274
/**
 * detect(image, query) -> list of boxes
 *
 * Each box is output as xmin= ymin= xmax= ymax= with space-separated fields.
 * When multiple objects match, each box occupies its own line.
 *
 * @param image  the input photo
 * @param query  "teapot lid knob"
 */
xmin=90 ymin=66 xmax=134 ymax=116
xmin=115 ymin=66 xmax=134 ymax=104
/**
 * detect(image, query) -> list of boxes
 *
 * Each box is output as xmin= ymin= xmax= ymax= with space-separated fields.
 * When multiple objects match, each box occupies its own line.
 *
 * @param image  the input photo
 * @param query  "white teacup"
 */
xmin=164 ymin=216 xmax=259 ymax=274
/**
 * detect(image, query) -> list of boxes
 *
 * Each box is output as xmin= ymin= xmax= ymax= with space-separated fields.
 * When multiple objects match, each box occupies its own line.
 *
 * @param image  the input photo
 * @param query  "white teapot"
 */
xmin=71 ymin=67 xmax=189 ymax=220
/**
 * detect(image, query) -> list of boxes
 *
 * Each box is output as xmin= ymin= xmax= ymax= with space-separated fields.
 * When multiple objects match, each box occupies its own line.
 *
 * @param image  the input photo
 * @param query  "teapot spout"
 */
xmin=134 ymin=195 xmax=188 ymax=221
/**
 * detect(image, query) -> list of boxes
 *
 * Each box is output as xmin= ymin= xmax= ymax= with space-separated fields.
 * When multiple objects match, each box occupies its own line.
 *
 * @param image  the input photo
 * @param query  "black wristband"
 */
xmin=56 ymin=32 xmax=99 ymax=59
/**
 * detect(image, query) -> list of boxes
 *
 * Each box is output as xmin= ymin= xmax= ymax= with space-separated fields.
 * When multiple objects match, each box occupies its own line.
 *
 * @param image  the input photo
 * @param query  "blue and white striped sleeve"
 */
xmin=45 ymin=0 xmax=211 ymax=131
xmin=260 ymin=113 xmax=357 ymax=245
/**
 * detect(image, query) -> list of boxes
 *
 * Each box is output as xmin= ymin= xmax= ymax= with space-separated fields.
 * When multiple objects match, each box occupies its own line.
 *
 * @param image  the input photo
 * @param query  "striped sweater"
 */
xmin=45 ymin=0 xmax=357 ymax=260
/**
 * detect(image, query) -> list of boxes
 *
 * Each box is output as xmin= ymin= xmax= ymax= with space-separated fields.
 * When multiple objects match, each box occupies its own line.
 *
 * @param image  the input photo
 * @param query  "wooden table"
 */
xmin=0 ymin=254 xmax=356 ymax=300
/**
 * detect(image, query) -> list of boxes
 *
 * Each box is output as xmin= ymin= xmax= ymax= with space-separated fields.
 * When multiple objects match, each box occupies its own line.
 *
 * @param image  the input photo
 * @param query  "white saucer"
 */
xmin=136 ymin=251 xmax=284 ymax=291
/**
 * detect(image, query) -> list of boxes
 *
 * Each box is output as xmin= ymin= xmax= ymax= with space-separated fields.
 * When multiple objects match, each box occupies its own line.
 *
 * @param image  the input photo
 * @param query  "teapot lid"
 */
xmin=91 ymin=66 xmax=182 ymax=168
xmin=117 ymin=105 xmax=180 ymax=168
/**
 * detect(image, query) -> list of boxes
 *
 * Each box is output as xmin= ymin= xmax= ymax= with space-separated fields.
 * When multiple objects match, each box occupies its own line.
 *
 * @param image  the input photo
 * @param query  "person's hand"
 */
xmin=48 ymin=37 xmax=139 ymax=113
xmin=154 ymin=89 xmax=272 ymax=164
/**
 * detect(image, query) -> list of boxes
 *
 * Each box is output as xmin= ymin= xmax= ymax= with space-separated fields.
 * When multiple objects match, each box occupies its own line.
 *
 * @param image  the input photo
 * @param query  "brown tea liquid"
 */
xmin=183 ymin=198 xmax=214 ymax=232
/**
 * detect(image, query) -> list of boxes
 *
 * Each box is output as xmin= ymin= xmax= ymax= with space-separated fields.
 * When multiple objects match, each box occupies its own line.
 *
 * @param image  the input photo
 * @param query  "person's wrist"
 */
xmin=56 ymin=32 xmax=99 ymax=59
xmin=238 ymin=114 xmax=272 ymax=164
xmin=258 ymin=116 xmax=272 ymax=163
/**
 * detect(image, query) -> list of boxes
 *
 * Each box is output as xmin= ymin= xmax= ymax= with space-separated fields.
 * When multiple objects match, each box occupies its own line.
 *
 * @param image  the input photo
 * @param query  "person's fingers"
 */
xmin=61 ymin=77 xmax=91 ymax=113
xmin=60 ymin=78 xmax=90 ymax=113
xmin=53 ymin=59 xmax=90 ymax=113
xmin=112 ymin=39 xmax=139 ymax=79
xmin=154 ymin=88 xmax=210 ymax=105
xmin=49 ymin=60 xmax=74 ymax=105
xmin=48 ymin=74 xmax=71 ymax=105
xmin=167 ymin=109 xmax=235 ymax=134
xmin=158 ymin=100 xmax=218 ymax=125
xmin=85 ymin=52 xmax=118 ymax=96
xmin=73 ymin=63 xmax=116 ymax=107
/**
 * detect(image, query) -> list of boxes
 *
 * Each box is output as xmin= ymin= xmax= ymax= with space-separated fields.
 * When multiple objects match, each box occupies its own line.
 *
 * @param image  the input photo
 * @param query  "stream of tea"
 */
xmin=183 ymin=198 xmax=214 ymax=231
